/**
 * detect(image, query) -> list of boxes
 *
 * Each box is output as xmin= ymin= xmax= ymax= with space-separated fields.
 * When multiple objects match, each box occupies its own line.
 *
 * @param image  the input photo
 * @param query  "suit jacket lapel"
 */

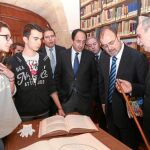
xmin=116 ymin=46 xmax=128 ymax=78
xmin=55 ymin=45 xmax=58 ymax=63
xmin=67 ymin=48 xmax=74 ymax=77
xmin=103 ymin=53 xmax=110 ymax=89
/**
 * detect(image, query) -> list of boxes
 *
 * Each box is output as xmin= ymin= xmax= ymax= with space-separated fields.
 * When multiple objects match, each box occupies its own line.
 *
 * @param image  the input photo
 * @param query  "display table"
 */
xmin=4 ymin=119 xmax=131 ymax=150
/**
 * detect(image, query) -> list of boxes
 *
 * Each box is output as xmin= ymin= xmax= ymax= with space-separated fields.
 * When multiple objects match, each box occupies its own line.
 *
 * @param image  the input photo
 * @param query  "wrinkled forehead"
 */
xmin=100 ymin=30 xmax=116 ymax=43
xmin=0 ymin=27 xmax=11 ymax=35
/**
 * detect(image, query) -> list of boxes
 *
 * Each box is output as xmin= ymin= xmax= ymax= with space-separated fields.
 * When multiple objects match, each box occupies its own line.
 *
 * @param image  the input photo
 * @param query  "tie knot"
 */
xmin=112 ymin=56 xmax=117 ymax=62
xmin=75 ymin=52 xmax=79 ymax=56
xmin=49 ymin=48 xmax=53 ymax=52
xmin=95 ymin=55 xmax=99 ymax=61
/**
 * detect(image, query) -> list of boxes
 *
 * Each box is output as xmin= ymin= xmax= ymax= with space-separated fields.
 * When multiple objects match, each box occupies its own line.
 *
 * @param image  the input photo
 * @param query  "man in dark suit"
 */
xmin=86 ymin=37 xmax=102 ymax=60
xmin=39 ymin=28 xmax=66 ymax=114
xmin=39 ymin=28 xmax=66 ymax=77
xmin=98 ymin=26 xmax=148 ymax=149
xmin=86 ymin=37 xmax=107 ymax=130
xmin=55 ymin=29 xmax=98 ymax=116
xmin=118 ymin=16 xmax=150 ymax=142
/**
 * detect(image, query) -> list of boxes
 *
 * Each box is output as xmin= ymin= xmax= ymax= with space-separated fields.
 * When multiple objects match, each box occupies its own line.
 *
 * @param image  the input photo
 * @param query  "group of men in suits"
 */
xmin=40 ymin=24 xmax=150 ymax=149
xmin=40 ymin=28 xmax=98 ymax=117
xmin=2 ymin=17 xmax=149 ymax=149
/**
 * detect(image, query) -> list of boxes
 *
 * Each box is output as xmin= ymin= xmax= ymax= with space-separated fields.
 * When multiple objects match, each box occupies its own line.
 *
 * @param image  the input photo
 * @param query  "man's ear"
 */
xmin=23 ymin=36 xmax=28 ymax=43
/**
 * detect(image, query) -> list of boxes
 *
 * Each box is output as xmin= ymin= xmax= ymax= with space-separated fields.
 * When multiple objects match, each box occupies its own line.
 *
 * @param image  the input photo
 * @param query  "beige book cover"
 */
xmin=20 ymin=133 xmax=110 ymax=150
xmin=38 ymin=114 xmax=98 ymax=138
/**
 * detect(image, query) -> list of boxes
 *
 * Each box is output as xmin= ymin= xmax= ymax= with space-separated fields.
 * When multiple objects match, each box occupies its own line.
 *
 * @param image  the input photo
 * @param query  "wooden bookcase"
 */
xmin=80 ymin=0 xmax=150 ymax=49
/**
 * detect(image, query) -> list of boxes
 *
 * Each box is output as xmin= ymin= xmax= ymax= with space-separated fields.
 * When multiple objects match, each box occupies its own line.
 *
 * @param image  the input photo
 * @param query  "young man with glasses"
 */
xmin=8 ymin=23 xmax=65 ymax=121
xmin=98 ymin=26 xmax=148 ymax=149
xmin=0 ymin=21 xmax=21 ymax=150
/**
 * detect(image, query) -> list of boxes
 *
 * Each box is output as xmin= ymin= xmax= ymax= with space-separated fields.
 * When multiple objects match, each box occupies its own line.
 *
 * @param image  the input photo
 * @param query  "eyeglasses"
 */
xmin=0 ymin=34 xmax=12 ymax=41
xmin=101 ymin=37 xmax=117 ymax=49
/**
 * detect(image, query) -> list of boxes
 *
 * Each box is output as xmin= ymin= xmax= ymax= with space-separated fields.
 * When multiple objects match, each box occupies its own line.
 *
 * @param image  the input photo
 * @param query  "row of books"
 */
xmin=81 ymin=0 xmax=125 ymax=9
xmin=85 ymin=20 xmax=137 ymax=38
xmin=117 ymin=20 xmax=137 ymax=36
xmin=102 ymin=0 xmax=125 ymax=8
xmin=81 ymin=0 xmax=102 ymax=17
xmin=81 ymin=0 xmax=150 ymax=20
xmin=81 ymin=0 xmax=139 ymax=19
xmin=81 ymin=11 xmax=137 ymax=31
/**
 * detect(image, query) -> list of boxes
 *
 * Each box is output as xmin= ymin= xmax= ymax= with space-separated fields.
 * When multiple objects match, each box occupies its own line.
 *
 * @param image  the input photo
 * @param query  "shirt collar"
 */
xmin=71 ymin=47 xmax=82 ymax=55
xmin=45 ymin=46 xmax=55 ymax=51
xmin=115 ymin=42 xmax=124 ymax=59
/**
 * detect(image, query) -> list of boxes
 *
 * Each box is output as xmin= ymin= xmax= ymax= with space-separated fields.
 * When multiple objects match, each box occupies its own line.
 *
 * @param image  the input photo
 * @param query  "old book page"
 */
xmin=38 ymin=114 xmax=98 ymax=138
xmin=38 ymin=115 xmax=68 ymax=138
xmin=21 ymin=133 xmax=110 ymax=150
xmin=65 ymin=114 xmax=98 ymax=132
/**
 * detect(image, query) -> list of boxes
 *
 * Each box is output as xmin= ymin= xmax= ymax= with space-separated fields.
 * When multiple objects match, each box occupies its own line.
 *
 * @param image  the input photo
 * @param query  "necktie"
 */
xmin=95 ymin=55 xmax=99 ymax=62
xmin=73 ymin=52 xmax=79 ymax=78
xmin=108 ymin=56 xmax=117 ymax=103
xmin=49 ymin=48 xmax=56 ymax=75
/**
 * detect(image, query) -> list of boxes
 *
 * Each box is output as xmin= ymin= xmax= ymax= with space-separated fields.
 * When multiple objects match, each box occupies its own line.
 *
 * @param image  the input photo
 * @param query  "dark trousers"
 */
xmin=0 ymin=139 xmax=4 ymax=150
xmin=21 ymin=111 xmax=50 ymax=122
xmin=106 ymin=104 xmax=139 ymax=150
xmin=62 ymin=92 xmax=92 ymax=116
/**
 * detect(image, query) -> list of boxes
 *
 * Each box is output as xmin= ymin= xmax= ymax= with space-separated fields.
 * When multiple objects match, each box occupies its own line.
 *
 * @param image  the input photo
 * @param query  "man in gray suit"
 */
xmin=55 ymin=29 xmax=98 ymax=116
xmin=39 ymin=28 xmax=66 ymax=114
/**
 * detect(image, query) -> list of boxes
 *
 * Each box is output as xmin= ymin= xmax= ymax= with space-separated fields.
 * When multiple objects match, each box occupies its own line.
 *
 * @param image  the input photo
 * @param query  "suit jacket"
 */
xmin=55 ymin=48 xmax=98 ymax=104
xmin=39 ymin=45 xmax=66 ymax=73
xmin=143 ymin=68 xmax=150 ymax=140
xmin=39 ymin=45 xmax=66 ymax=114
xmin=99 ymin=45 xmax=149 ymax=128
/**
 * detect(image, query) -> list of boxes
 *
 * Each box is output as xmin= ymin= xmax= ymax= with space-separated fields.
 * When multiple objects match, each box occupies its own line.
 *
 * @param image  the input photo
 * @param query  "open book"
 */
xmin=21 ymin=133 xmax=110 ymax=150
xmin=38 ymin=114 xmax=98 ymax=138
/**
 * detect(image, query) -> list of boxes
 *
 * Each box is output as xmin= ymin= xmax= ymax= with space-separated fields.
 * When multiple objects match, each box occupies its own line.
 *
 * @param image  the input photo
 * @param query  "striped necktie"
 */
xmin=108 ymin=56 xmax=117 ymax=103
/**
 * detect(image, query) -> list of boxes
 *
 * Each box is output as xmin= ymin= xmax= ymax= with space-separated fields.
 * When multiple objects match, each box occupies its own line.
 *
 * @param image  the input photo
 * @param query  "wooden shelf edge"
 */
xmin=81 ymin=0 xmax=92 ymax=8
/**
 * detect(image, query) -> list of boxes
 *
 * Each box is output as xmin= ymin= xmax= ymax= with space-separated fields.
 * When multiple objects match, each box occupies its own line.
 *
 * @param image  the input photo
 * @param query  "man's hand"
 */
xmin=116 ymin=79 xmax=132 ymax=94
xmin=0 ymin=63 xmax=14 ymax=80
xmin=102 ymin=104 xmax=106 ymax=114
xmin=57 ymin=108 xmax=65 ymax=116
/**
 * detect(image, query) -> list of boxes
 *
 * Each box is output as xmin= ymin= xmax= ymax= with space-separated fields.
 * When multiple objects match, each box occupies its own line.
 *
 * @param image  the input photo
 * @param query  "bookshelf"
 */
xmin=80 ymin=0 xmax=150 ymax=44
